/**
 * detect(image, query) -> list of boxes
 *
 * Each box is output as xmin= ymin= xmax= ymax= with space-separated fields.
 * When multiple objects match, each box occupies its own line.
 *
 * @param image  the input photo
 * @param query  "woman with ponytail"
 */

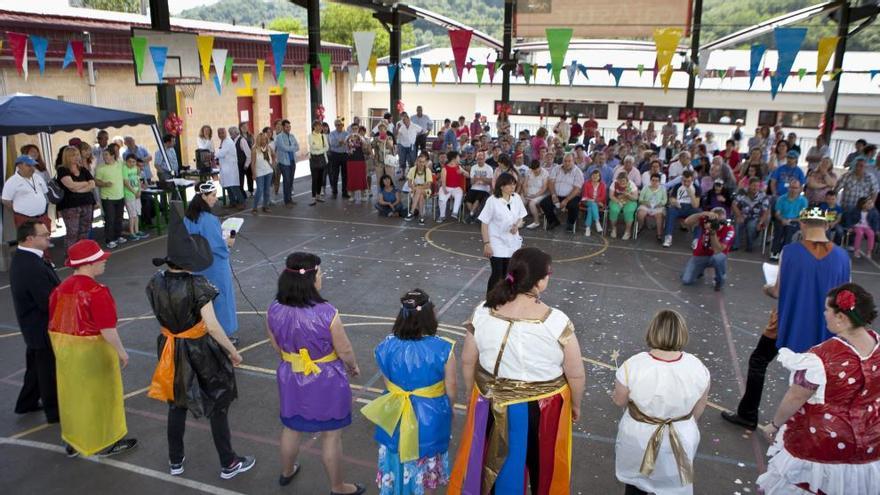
xmin=758 ymin=283 xmax=880 ymax=494
xmin=450 ymin=247 xmax=586 ymax=494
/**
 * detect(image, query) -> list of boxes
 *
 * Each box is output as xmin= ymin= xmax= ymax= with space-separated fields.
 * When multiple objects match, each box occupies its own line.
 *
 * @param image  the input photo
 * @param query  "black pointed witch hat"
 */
xmin=153 ymin=205 xmax=214 ymax=272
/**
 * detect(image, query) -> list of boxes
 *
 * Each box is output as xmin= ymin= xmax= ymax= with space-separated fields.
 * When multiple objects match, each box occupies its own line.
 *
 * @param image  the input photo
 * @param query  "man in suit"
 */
xmin=10 ymin=220 xmax=61 ymax=423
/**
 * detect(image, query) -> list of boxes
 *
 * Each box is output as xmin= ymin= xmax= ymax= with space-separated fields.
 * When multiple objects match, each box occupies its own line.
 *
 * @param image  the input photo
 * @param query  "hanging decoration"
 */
xmin=213 ymin=74 xmax=222 ymax=95
xmin=816 ymin=36 xmax=839 ymax=86
xmin=319 ymin=52 xmax=332 ymax=82
xmin=29 ymin=35 xmax=49 ymax=75
xmin=278 ymin=69 xmax=286 ymax=88
xmin=353 ymin=31 xmax=375 ymax=80
xmin=748 ymin=44 xmax=766 ymax=88
xmin=62 ymin=41 xmax=75 ymax=71
xmin=386 ymin=63 xmax=398 ymax=87
xmin=311 ymin=64 xmax=322 ymax=88
xmin=822 ymin=79 xmax=837 ymax=103
xmin=609 ymin=66 xmax=624 ymax=86
xmin=70 ymin=40 xmax=85 ymax=77
xmin=211 ymin=48 xmax=227 ymax=90
xmin=546 ymin=28 xmax=573 ymax=85
xmin=770 ymin=26 xmax=807 ymax=98
xmin=256 ymin=59 xmax=265 ymax=83
xmin=465 ymin=60 xmax=474 ymax=73
xmin=654 ymin=27 xmax=683 ymax=92
xmin=727 ymin=66 xmax=736 ymax=80
xmin=797 ymin=68 xmax=807 ymax=81
xmin=871 ymin=69 xmax=879 ymax=81
xmin=269 ymin=33 xmax=289 ymax=80
xmin=149 ymin=46 xmax=169 ymax=81
xmin=130 ymin=36 xmax=148 ymax=79
xmin=163 ymin=113 xmax=184 ymax=136
xmin=522 ymin=62 xmax=532 ymax=84
xmin=475 ymin=63 xmax=485 ymax=86
xmin=223 ymin=56 xmax=233 ymax=85
xmin=196 ymin=35 xmax=214 ymax=79
xmin=410 ymin=57 xmax=421 ymax=85
xmin=429 ymin=64 xmax=439 ymax=86
xmin=448 ymin=29 xmax=473 ymax=80
xmin=698 ymin=49 xmax=711 ymax=80
xmin=637 ymin=64 xmax=644 ymax=77
xmin=762 ymin=67 xmax=771 ymax=81
xmin=567 ymin=61 xmax=577 ymax=86
xmin=368 ymin=54 xmax=378 ymax=84
xmin=487 ymin=61 xmax=497 ymax=85
xmin=577 ymin=64 xmax=588 ymax=79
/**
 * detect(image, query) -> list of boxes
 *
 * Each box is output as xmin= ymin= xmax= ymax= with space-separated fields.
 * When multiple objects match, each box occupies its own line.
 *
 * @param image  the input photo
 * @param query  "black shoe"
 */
xmin=170 ymin=456 xmax=185 ymax=476
xmin=332 ymin=193 xmax=338 ymax=199
xmin=279 ymin=463 xmax=301 ymax=486
xmin=714 ymin=281 xmax=723 ymax=291
xmin=65 ymin=443 xmax=79 ymax=458
xmin=330 ymin=483 xmax=367 ymax=495
xmin=566 ymin=223 xmax=576 ymax=233
xmin=464 ymin=216 xmax=473 ymax=224
xmin=547 ymin=221 xmax=560 ymax=231
xmin=720 ymin=411 xmax=757 ymax=430
xmin=229 ymin=336 xmax=240 ymax=347
xmin=221 ymin=455 xmax=256 ymax=480
xmin=342 ymin=194 xmax=351 ymax=199
xmin=99 ymin=438 xmax=138 ymax=457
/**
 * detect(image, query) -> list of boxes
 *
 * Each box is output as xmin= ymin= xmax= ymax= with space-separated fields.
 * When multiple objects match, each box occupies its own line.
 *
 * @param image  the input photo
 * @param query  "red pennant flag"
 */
xmin=311 ymin=67 xmax=322 ymax=88
xmin=71 ymin=40 xmax=85 ymax=77
xmin=487 ymin=61 xmax=496 ymax=85
xmin=448 ymin=29 xmax=472 ymax=80
xmin=267 ymin=47 xmax=276 ymax=81
xmin=652 ymin=59 xmax=659 ymax=85
xmin=7 ymin=32 xmax=27 ymax=76
xmin=762 ymin=67 xmax=770 ymax=80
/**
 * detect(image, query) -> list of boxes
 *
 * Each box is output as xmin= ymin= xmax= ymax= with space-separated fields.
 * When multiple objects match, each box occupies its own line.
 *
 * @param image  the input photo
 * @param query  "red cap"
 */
xmin=65 ymin=239 xmax=111 ymax=268
xmin=68 ymin=137 xmax=83 ymax=147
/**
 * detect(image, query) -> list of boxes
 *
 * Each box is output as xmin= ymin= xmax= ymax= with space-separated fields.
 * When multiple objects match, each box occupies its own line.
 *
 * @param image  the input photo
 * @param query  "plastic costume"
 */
xmin=267 ymin=300 xmax=352 ymax=431
xmin=184 ymin=210 xmax=238 ymax=336
xmin=362 ymin=334 xmax=455 ymax=495
xmin=450 ymin=303 xmax=575 ymax=495
xmin=757 ymin=331 xmax=880 ymax=494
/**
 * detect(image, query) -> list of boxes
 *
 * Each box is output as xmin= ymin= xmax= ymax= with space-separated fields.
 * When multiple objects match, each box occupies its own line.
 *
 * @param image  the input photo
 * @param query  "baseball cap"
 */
xmin=68 ymin=137 xmax=82 ymax=146
xmin=787 ymin=150 xmax=800 ymax=158
xmin=15 ymin=155 xmax=37 ymax=166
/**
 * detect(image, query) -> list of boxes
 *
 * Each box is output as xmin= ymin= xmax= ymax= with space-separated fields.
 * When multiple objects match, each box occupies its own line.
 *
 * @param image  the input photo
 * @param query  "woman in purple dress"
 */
xmin=267 ymin=252 xmax=365 ymax=494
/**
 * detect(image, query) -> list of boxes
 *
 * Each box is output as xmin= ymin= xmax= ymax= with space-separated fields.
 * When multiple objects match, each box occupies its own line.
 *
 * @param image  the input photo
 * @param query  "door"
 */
xmin=269 ymin=93 xmax=284 ymax=126
xmin=237 ymin=96 xmax=254 ymax=131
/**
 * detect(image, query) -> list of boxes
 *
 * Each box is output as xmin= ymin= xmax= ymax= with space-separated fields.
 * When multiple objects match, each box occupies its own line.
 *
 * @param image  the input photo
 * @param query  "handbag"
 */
xmin=47 ymin=177 xmax=65 ymax=204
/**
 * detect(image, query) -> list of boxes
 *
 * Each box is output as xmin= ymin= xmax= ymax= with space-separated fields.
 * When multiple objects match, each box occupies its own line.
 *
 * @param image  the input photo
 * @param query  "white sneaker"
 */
xmin=116 ymin=236 xmax=128 ymax=244
xmin=437 ymin=216 xmax=446 ymax=222
xmin=595 ymin=222 xmax=603 ymax=233
xmin=622 ymin=232 xmax=631 ymax=240
xmin=610 ymin=228 xmax=617 ymax=239
xmin=584 ymin=226 xmax=591 ymax=237
xmin=526 ymin=222 xmax=541 ymax=229
xmin=106 ymin=241 xmax=118 ymax=249
xmin=662 ymin=235 xmax=672 ymax=248
xmin=855 ymin=250 xmax=863 ymax=259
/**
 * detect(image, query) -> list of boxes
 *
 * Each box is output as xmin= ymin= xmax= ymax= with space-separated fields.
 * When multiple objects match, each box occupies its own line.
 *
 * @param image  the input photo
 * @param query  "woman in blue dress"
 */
xmin=184 ymin=182 xmax=239 ymax=345
xmin=361 ymin=289 xmax=456 ymax=495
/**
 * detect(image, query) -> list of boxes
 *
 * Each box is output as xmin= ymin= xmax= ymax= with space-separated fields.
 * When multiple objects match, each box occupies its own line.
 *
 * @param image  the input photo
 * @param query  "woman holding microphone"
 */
xmin=479 ymin=173 xmax=527 ymax=295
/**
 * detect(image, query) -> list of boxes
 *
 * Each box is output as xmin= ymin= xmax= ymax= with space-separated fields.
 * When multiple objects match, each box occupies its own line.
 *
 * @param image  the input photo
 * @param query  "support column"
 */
xmin=821 ymin=1 xmax=850 ymax=143
xmin=307 ymin=0 xmax=322 ymax=122
xmin=500 ymin=0 xmax=515 ymax=104
xmin=389 ymin=7 xmax=402 ymax=122
xmin=149 ymin=0 xmax=180 ymax=168
xmin=685 ymin=0 xmax=703 ymax=111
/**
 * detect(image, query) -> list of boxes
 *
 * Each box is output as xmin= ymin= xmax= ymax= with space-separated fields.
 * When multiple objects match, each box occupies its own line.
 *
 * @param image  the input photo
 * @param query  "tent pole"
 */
xmin=0 ymin=135 xmax=9 ymax=271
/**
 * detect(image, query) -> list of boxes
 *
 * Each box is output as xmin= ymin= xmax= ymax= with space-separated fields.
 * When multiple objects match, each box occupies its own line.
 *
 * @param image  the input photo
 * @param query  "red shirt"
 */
xmin=693 ymin=218 xmax=735 ymax=257
xmin=49 ymin=274 xmax=118 ymax=337
xmin=721 ymin=149 xmax=741 ymax=170
xmin=570 ymin=123 xmax=583 ymax=140
xmin=444 ymin=164 xmax=465 ymax=189
xmin=584 ymin=119 xmax=598 ymax=138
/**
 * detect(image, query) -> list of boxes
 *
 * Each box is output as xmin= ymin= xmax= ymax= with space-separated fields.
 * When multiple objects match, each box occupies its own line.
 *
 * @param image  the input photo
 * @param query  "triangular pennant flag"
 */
xmin=698 ymin=49 xmax=711 ymax=79
xmin=545 ymin=62 xmax=552 ymax=74
xmin=475 ymin=63 xmax=485 ymax=86
xmin=522 ymin=63 xmax=532 ymax=84
xmin=319 ymin=52 xmax=331 ymax=82
xmin=256 ymin=59 xmax=265 ymax=83
xmin=718 ymin=69 xmax=727 ymax=80
xmin=62 ymin=41 xmax=75 ymax=70
xmin=771 ymin=27 xmax=807 ymax=97
xmin=353 ymin=31 xmax=375 ymax=79
xmin=466 ymin=60 xmax=474 ymax=73
xmin=822 ymin=79 xmax=837 ymax=103
xmin=816 ymin=36 xmax=839 ymax=86
xmin=762 ymin=67 xmax=771 ymax=80
xmin=429 ymin=64 xmax=439 ymax=86
xmin=871 ymin=70 xmax=879 ymax=81
xmin=567 ymin=61 xmax=577 ymax=86
xmin=130 ymin=36 xmax=148 ymax=78
xmin=347 ymin=64 xmax=359 ymax=82
xmin=448 ymin=29 xmax=473 ymax=79
xmin=71 ymin=40 xmax=84 ymax=77
xmin=410 ymin=57 xmax=421 ymax=85
xmin=7 ymin=32 xmax=27 ymax=77
xmin=654 ymin=27 xmax=683 ymax=92
xmin=211 ymin=49 xmax=228 ymax=88
xmin=149 ymin=46 xmax=169 ymax=81
xmin=213 ymin=74 xmax=222 ymax=95
xmin=797 ymin=68 xmax=806 ymax=81
xmin=312 ymin=66 xmax=323 ymax=88
xmin=609 ymin=66 xmax=624 ymax=86
xmin=727 ymin=66 xmax=736 ymax=80
xmin=386 ymin=64 xmax=398 ymax=87
xmin=29 ymin=35 xmax=48 ymax=75
xmin=368 ymin=55 xmax=378 ymax=84
xmin=278 ymin=69 xmax=286 ymax=88
xmin=545 ymin=28 xmax=573 ymax=85
xmin=269 ymin=34 xmax=289 ymax=80
xmin=243 ymin=73 xmax=252 ymax=89
xmin=637 ymin=64 xmax=644 ymax=77
xmin=652 ymin=59 xmax=659 ymax=85
xmin=487 ymin=61 xmax=496 ymax=85
xmin=578 ymin=64 xmax=588 ymax=79
xmin=532 ymin=64 xmax=538 ymax=82
xmin=748 ymin=44 xmax=765 ymax=88
xmin=196 ymin=35 xmax=214 ymax=79
xmin=224 ymin=56 xmax=233 ymax=85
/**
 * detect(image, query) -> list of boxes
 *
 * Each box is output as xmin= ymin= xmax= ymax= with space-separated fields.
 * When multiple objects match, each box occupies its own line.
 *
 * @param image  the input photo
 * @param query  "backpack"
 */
xmin=47 ymin=177 xmax=65 ymax=204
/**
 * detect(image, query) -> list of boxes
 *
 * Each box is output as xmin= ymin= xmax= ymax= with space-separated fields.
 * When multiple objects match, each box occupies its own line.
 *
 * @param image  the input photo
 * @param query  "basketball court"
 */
xmin=3 ymin=173 xmax=880 ymax=494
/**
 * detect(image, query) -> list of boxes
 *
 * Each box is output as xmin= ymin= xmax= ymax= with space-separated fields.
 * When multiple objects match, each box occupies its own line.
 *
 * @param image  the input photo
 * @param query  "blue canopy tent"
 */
xmin=0 ymin=94 xmax=169 ymax=270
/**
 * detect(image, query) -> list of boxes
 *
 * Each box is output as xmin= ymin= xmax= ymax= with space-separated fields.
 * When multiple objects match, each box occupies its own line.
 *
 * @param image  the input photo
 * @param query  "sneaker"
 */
xmin=309 ymin=200 xmax=317 ymax=206
xmin=404 ymin=212 xmax=415 ymax=222
xmin=99 ymin=438 xmax=138 ymax=457
xmin=464 ymin=216 xmax=473 ymax=224
xmin=418 ymin=217 xmax=425 ymax=225
xmin=106 ymin=241 xmax=118 ymax=249
xmin=316 ymin=196 xmax=326 ymax=203
xmin=769 ymin=252 xmax=780 ymax=261
xmin=610 ymin=228 xmax=617 ymax=239
xmin=137 ymin=232 xmax=149 ymax=240
xmin=584 ymin=226 xmax=591 ymax=237
xmin=594 ymin=222 xmax=603 ymax=233
xmin=526 ymin=222 xmax=541 ymax=229
xmin=437 ymin=216 xmax=446 ymax=222
xmin=855 ymin=250 xmax=863 ymax=259
xmin=662 ymin=235 xmax=673 ymax=248
xmin=622 ymin=232 xmax=631 ymax=241
xmin=116 ymin=237 xmax=128 ymax=244
xmin=348 ymin=197 xmax=355 ymax=203
xmin=262 ymin=207 xmax=271 ymax=213
xmin=169 ymin=457 xmax=185 ymax=476
xmin=65 ymin=443 xmax=79 ymax=458
xmin=221 ymin=455 xmax=256 ymax=480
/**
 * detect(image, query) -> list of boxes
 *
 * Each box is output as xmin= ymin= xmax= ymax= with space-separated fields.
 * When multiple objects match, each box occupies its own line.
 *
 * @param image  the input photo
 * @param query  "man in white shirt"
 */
xmin=553 ymin=115 xmax=571 ymax=144
xmin=92 ymin=130 xmax=109 ymax=164
xmin=661 ymin=115 xmax=678 ymax=148
xmin=540 ymin=153 xmax=584 ymax=232
xmin=2 ymin=155 xmax=50 ymax=230
xmin=410 ymin=106 xmax=433 ymax=153
xmin=395 ymin=112 xmax=421 ymax=173
xmin=667 ymin=151 xmax=692 ymax=181
xmin=465 ymin=151 xmax=493 ymax=223
xmin=216 ymin=127 xmax=244 ymax=208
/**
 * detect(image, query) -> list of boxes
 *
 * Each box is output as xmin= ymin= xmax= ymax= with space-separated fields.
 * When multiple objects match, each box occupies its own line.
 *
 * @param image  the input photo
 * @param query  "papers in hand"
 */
xmin=221 ymin=217 xmax=244 ymax=239
xmin=762 ymin=262 xmax=779 ymax=286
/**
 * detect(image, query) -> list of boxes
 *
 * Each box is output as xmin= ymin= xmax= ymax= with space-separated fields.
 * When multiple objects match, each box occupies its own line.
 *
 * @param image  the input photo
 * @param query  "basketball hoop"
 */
xmin=167 ymin=78 xmax=199 ymax=99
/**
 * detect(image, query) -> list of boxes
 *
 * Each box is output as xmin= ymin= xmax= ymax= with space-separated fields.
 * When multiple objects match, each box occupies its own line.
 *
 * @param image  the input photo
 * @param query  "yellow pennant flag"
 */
xmin=256 ymin=59 xmax=265 ymax=84
xmin=196 ymin=35 xmax=214 ymax=80
xmin=243 ymin=73 xmax=252 ymax=89
xmin=429 ymin=64 xmax=439 ymax=86
xmin=368 ymin=54 xmax=378 ymax=85
xmin=816 ymin=36 xmax=839 ymax=87
xmin=654 ymin=27 xmax=683 ymax=92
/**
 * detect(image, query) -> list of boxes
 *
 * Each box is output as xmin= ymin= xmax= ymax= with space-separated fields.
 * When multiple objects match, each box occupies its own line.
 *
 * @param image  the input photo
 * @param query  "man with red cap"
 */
xmin=49 ymin=239 xmax=137 ymax=457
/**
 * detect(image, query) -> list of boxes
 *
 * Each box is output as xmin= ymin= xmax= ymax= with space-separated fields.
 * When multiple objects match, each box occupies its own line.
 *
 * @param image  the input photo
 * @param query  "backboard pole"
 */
xmin=307 ymin=0 xmax=323 ymax=122
xmin=389 ymin=6 xmax=402 ymax=122
xmin=149 ymin=0 xmax=181 ymax=167
xmin=501 ymin=0 xmax=515 ymax=104
xmin=821 ymin=0 xmax=850 ymax=143
xmin=684 ymin=0 xmax=703 ymax=111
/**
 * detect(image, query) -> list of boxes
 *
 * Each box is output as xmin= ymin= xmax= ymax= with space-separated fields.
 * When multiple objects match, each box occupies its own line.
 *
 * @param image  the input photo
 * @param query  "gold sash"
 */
xmin=282 ymin=348 xmax=338 ymax=376
xmin=627 ymin=400 xmax=694 ymax=485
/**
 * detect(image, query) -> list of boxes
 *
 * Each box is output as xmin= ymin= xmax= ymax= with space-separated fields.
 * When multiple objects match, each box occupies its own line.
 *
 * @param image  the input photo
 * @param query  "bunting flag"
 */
xmin=62 ymin=41 xmax=75 ymax=70
xmin=545 ymin=62 xmax=552 ymax=74
xmin=797 ymin=68 xmax=807 ymax=81
xmin=149 ymin=46 xmax=169 ymax=81
xmin=269 ymin=33 xmax=289 ymax=80
xmin=546 ymin=28 xmax=573 ymax=85
xmin=196 ymin=35 xmax=214 ymax=79
xmin=347 ymin=64 xmax=358 ymax=83
xmin=816 ymin=36 xmax=839 ymax=86
xmin=567 ymin=61 xmax=577 ymax=86
xmin=386 ymin=64 xmax=398 ymax=87
xmin=7 ymin=33 xmax=27 ymax=77
xmin=278 ymin=69 xmax=286 ymax=88
xmin=429 ymin=64 xmax=439 ymax=86
xmin=577 ymin=64 xmax=588 ymax=79
xmin=871 ymin=70 xmax=879 ymax=81
xmin=762 ymin=67 xmax=771 ymax=80
xmin=439 ymin=61 xmax=447 ymax=73
xmin=770 ymin=27 xmax=807 ymax=98
xmin=224 ymin=56 xmax=233 ymax=85
xmin=130 ymin=36 xmax=148 ymax=78
xmin=303 ymin=63 xmax=310 ymax=82
xmin=256 ymin=59 xmax=265 ymax=83
xmin=822 ymin=79 xmax=837 ymax=103
xmin=698 ymin=49 xmax=711 ymax=80
xmin=522 ymin=63 xmax=532 ymax=84
xmin=29 ymin=35 xmax=48 ymax=75
xmin=475 ymin=63 xmax=485 ymax=86
xmin=410 ymin=57 xmax=422 ymax=85
xmin=213 ymin=74 xmax=222 ymax=95
xmin=318 ymin=52 xmax=332 ymax=82
xmin=312 ymin=66 xmax=323 ymax=88
xmin=718 ymin=69 xmax=727 ymax=80
xmin=487 ymin=61 xmax=496 ymax=85
xmin=748 ymin=44 xmax=765 ymax=88
xmin=654 ymin=27 xmax=683 ymax=92
xmin=637 ymin=64 xmax=644 ymax=77
xmin=466 ymin=60 xmax=474 ymax=73
xmin=368 ymin=54 xmax=378 ymax=84
xmin=211 ymin=49 xmax=228 ymax=88
xmin=71 ymin=40 xmax=84 ymax=77
xmin=243 ymin=73 xmax=252 ymax=89
xmin=353 ymin=31 xmax=375 ymax=79
xmin=609 ymin=66 xmax=624 ymax=86
xmin=448 ymin=29 xmax=473 ymax=80
xmin=727 ymin=66 xmax=736 ymax=80
xmin=652 ymin=59 xmax=659 ymax=85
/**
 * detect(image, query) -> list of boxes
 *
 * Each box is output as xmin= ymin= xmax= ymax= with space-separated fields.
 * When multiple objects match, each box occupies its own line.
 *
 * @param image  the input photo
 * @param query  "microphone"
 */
xmin=229 ymin=230 xmax=237 ymax=239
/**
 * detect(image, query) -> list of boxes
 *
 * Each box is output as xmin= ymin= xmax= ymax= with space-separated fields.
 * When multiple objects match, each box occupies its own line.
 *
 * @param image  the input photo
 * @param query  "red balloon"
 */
xmin=231 ymin=72 xmax=239 ymax=83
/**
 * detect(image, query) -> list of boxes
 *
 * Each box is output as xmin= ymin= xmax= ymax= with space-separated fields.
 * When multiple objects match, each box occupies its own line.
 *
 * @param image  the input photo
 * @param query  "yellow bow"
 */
xmin=281 ymin=348 xmax=338 ymax=376
xmin=360 ymin=379 xmax=446 ymax=462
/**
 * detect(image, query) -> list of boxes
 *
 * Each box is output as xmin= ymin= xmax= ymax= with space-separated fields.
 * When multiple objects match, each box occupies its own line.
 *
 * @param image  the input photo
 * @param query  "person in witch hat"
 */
xmin=145 ymin=206 xmax=254 ymax=480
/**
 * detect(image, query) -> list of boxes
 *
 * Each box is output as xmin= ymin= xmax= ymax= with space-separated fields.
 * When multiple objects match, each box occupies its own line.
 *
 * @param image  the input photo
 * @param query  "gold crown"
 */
xmin=799 ymin=206 xmax=835 ymax=222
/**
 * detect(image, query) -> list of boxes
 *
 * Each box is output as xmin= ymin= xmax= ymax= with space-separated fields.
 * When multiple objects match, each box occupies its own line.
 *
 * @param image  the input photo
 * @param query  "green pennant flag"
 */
xmin=475 ymin=63 xmax=485 ymax=87
xmin=278 ymin=70 xmax=286 ymax=88
xmin=319 ymin=52 xmax=332 ymax=82
xmin=224 ymin=56 xmax=233 ymax=84
xmin=637 ymin=64 xmax=645 ymax=77
xmin=522 ymin=63 xmax=532 ymax=84
xmin=797 ymin=68 xmax=806 ymax=81
xmin=545 ymin=28 xmax=573 ymax=85
xmin=718 ymin=69 xmax=727 ymax=80
xmin=130 ymin=37 xmax=148 ymax=78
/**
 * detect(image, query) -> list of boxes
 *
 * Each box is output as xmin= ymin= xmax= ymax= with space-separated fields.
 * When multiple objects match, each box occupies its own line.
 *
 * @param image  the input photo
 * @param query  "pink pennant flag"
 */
xmin=71 ymin=40 xmax=85 ymax=77
xmin=7 ymin=32 xmax=27 ymax=76
xmin=311 ymin=66 xmax=322 ymax=88
xmin=487 ymin=61 xmax=496 ymax=85
xmin=448 ymin=30 xmax=473 ymax=80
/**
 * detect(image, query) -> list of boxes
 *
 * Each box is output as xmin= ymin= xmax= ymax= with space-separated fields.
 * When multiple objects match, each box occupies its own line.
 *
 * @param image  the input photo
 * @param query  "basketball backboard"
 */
xmin=131 ymin=28 xmax=201 ymax=86
xmin=515 ymin=0 xmax=692 ymax=38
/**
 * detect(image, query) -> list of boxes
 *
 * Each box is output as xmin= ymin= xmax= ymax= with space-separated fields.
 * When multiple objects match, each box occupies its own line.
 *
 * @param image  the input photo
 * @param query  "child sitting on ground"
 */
xmin=376 ymin=174 xmax=407 ymax=218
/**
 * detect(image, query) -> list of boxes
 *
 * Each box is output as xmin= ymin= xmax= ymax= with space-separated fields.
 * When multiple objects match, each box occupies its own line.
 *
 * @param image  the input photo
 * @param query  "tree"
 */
xmin=267 ymin=17 xmax=305 ymax=36
xmin=318 ymin=4 xmax=416 ymax=59
xmin=80 ymin=0 xmax=139 ymax=12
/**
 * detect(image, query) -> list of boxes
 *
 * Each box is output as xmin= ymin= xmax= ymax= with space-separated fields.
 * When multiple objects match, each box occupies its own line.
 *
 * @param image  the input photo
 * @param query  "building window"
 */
xmin=496 ymin=100 xmax=543 ymax=116
xmin=840 ymin=114 xmax=880 ymax=132
xmin=565 ymin=103 xmax=608 ymax=119
xmin=759 ymin=110 xmax=824 ymax=129
xmin=697 ymin=108 xmax=747 ymax=124
xmin=622 ymin=105 xmax=746 ymax=123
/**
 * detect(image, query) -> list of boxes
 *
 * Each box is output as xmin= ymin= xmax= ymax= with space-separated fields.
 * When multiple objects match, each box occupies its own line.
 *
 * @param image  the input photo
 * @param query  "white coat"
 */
xmin=217 ymin=137 xmax=239 ymax=188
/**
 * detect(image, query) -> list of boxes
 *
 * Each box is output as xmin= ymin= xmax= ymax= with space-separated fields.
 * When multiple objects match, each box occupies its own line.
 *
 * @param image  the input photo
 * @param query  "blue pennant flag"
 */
xmin=30 ymin=35 xmax=49 ymax=75
xmin=871 ymin=69 xmax=879 ymax=81
xmin=545 ymin=62 xmax=552 ymax=74
xmin=149 ymin=46 xmax=169 ymax=81
xmin=387 ymin=64 xmax=398 ymax=86
xmin=62 ymin=41 xmax=75 ymax=70
xmin=577 ymin=64 xmax=588 ymax=79
xmin=269 ymin=33 xmax=289 ymax=80
xmin=213 ymin=74 xmax=222 ymax=94
xmin=748 ymin=43 xmax=766 ymax=89
xmin=609 ymin=67 xmax=624 ymax=86
xmin=410 ymin=57 xmax=421 ymax=85
xmin=771 ymin=27 xmax=807 ymax=98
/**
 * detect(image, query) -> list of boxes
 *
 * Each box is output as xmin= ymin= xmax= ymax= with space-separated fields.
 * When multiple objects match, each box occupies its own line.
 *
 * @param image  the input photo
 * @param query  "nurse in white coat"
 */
xmin=216 ymin=127 xmax=243 ymax=207
xmin=479 ymin=171 xmax=527 ymax=295
xmin=612 ymin=310 xmax=710 ymax=495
